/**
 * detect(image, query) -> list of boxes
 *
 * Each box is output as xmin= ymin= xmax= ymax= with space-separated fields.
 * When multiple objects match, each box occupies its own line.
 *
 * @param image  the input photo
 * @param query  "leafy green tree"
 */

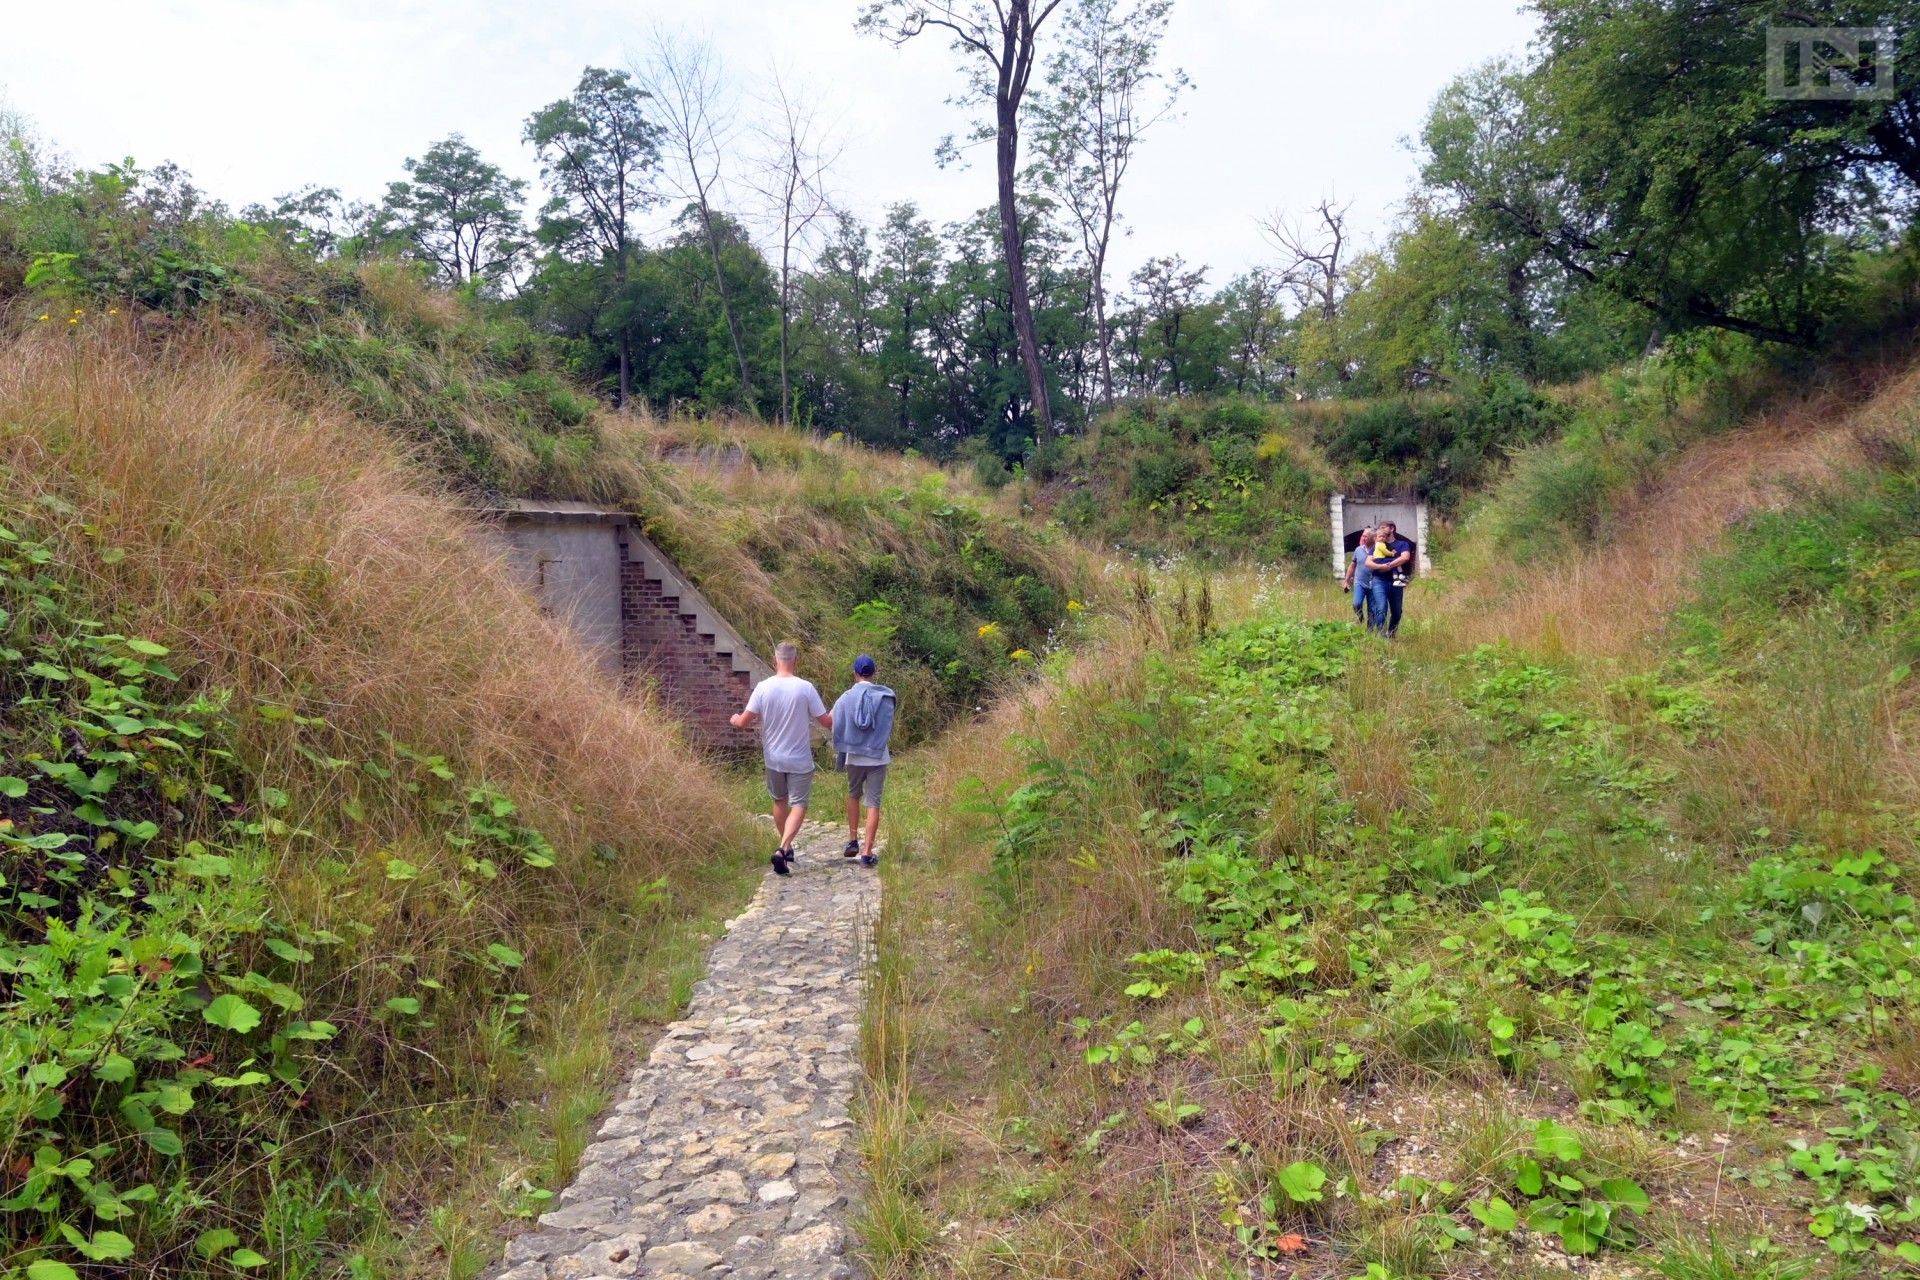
xmin=874 ymin=203 xmax=943 ymax=444
xmin=1121 ymin=255 xmax=1223 ymax=396
xmin=1425 ymin=5 xmax=1920 ymax=349
xmin=1215 ymin=268 xmax=1291 ymax=395
xmin=862 ymin=0 xmax=1069 ymax=434
xmin=525 ymin=67 xmax=665 ymax=407
xmin=377 ymin=135 xmax=526 ymax=289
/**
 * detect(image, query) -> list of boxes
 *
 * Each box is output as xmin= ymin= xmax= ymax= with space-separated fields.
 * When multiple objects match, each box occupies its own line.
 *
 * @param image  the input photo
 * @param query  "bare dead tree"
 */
xmin=747 ymin=67 xmax=842 ymax=426
xmin=1262 ymin=196 xmax=1353 ymax=323
xmin=861 ymin=0 xmax=1066 ymax=434
xmin=638 ymin=30 xmax=758 ymax=414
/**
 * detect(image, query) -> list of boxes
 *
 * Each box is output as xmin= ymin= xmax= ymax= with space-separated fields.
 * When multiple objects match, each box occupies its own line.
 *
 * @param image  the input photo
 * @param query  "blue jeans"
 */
xmin=1351 ymin=574 xmax=1370 ymax=618
xmin=1365 ymin=577 xmax=1404 ymax=635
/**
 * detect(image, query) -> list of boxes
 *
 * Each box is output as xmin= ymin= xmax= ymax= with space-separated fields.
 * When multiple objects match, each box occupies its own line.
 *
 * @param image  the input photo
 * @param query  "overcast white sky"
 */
xmin=1 ymin=0 xmax=1536 ymax=282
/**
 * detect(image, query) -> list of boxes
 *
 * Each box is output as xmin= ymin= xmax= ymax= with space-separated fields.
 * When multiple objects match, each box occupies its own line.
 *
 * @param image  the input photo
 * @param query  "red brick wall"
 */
xmin=618 ymin=556 xmax=759 ymax=755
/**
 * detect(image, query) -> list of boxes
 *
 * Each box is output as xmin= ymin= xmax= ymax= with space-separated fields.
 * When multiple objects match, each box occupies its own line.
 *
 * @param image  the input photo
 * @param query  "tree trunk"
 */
xmin=778 ymin=233 xmax=793 ymax=426
xmin=696 ymin=199 xmax=756 ymax=414
xmin=615 ymin=253 xmax=632 ymax=409
xmin=997 ymin=96 xmax=1053 ymax=434
xmin=1092 ymin=251 xmax=1114 ymax=408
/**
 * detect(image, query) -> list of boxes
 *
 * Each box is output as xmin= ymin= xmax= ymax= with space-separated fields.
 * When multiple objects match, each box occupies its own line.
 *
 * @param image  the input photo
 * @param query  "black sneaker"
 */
xmin=859 ymin=852 xmax=879 ymax=868
xmin=771 ymin=849 xmax=791 ymax=877
xmin=843 ymin=839 xmax=861 ymax=859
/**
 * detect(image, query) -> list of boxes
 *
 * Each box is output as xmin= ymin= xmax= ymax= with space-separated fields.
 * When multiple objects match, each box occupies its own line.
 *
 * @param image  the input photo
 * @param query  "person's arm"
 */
xmin=1343 ymin=559 xmax=1355 ymax=589
xmin=730 ymin=708 xmax=760 ymax=729
xmin=1381 ymin=543 xmax=1413 ymax=572
xmin=810 ymin=685 xmax=833 ymax=731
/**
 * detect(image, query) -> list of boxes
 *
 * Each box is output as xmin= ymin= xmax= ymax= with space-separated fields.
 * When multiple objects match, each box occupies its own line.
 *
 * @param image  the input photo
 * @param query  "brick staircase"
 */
xmin=619 ymin=534 xmax=773 ymax=753
xmin=482 ymin=499 xmax=773 ymax=755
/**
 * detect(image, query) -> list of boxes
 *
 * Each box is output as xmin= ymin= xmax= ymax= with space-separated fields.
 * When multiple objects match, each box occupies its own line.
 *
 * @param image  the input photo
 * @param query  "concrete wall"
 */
xmin=494 ymin=520 xmax=625 ymax=679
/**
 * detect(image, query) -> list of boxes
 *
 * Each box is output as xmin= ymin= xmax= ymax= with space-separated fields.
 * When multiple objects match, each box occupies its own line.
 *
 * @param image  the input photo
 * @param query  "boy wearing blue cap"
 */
xmin=831 ymin=654 xmax=897 ymax=868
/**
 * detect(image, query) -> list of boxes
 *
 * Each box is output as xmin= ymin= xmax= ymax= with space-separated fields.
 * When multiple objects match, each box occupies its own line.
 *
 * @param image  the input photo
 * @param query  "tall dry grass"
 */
xmin=0 ymin=317 xmax=758 ymax=1261
xmin=1446 ymin=365 xmax=1886 ymax=660
xmin=0 ymin=317 xmax=748 ymax=872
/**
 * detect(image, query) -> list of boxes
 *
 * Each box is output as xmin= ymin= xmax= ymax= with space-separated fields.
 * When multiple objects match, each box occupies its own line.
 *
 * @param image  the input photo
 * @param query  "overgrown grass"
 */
xmin=0 ymin=320 xmax=761 ymax=1276
xmin=861 ymin=358 xmax=1920 ymax=1277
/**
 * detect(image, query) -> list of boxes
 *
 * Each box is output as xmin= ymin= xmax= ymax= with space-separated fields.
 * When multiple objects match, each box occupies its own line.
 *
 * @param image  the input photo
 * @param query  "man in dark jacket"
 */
xmin=830 ymin=654 xmax=896 ymax=868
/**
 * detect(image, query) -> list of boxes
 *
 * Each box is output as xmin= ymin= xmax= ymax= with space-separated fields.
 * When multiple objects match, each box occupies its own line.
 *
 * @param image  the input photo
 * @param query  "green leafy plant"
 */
xmin=1467 ymin=1120 xmax=1649 ymax=1255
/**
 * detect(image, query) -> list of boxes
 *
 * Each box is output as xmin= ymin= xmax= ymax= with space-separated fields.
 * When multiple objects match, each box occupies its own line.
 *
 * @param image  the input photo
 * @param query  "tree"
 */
xmin=861 ymin=0 xmax=1067 ymax=434
xmin=378 ymin=135 xmax=526 ymax=288
xmin=1126 ymin=255 xmax=1215 ymax=396
xmin=873 ymin=202 xmax=943 ymax=442
xmin=639 ymin=31 xmax=758 ymax=414
xmin=1031 ymin=0 xmax=1186 ymax=407
xmin=749 ymin=69 xmax=840 ymax=424
xmin=240 ymin=185 xmax=376 ymax=258
xmin=1422 ymin=4 xmax=1920 ymax=350
xmin=525 ymin=66 xmax=665 ymax=407
xmin=1262 ymin=196 xmax=1352 ymax=323
xmin=1215 ymin=268 xmax=1290 ymax=395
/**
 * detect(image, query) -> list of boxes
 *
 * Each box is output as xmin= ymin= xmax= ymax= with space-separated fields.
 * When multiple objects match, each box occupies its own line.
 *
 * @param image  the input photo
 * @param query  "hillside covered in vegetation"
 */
xmin=861 ymin=331 xmax=1920 ymax=1278
xmin=0 ymin=129 xmax=1090 ymax=1280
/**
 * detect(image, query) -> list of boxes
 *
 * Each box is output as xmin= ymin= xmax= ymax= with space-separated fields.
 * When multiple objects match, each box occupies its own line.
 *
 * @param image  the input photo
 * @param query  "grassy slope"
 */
xmin=0 ymin=320 xmax=762 ymax=1278
xmin=860 ymin=346 xmax=1920 ymax=1279
xmin=252 ymin=258 xmax=1089 ymax=738
xmin=0 ymin=249 xmax=1095 ymax=1278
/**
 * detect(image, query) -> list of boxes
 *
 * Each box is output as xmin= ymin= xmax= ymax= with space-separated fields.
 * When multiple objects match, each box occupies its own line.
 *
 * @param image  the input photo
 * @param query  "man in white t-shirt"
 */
xmin=730 ymin=641 xmax=833 ymax=876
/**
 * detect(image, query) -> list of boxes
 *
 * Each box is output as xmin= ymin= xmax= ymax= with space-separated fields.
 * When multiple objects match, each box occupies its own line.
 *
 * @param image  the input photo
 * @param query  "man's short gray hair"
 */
xmin=774 ymin=641 xmax=799 ymax=665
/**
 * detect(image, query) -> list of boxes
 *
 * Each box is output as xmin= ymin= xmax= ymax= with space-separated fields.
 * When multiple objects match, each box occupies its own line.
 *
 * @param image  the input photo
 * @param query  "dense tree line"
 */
xmin=13 ymin=1 xmax=1920 ymax=464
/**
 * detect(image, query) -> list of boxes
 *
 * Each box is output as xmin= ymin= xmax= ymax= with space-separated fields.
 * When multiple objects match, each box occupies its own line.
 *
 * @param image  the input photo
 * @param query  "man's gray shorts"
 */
xmin=765 ymin=768 xmax=815 ymax=806
xmin=846 ymin=763 xmax=889 ymax=808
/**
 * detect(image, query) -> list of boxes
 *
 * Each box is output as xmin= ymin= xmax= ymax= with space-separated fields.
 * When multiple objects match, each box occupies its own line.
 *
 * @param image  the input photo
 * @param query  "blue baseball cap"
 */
xmin=853 ymin=654 xmax=877 ymax=678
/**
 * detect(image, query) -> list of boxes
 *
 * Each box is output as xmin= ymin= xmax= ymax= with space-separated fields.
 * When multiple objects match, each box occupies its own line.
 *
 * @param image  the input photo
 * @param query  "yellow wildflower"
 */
xmin=977 ymin=622 xmax=1002 ymax=640
xmin=1066 ymin=600 xmax=1085 ymax=614
xmin=1010 ymin=649 xmax=1034 ymax=663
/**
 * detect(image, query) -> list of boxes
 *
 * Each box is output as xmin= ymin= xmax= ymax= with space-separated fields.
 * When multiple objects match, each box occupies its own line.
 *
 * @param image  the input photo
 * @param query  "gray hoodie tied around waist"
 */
xmin=831 ymin=682 xmax=897 ymax=766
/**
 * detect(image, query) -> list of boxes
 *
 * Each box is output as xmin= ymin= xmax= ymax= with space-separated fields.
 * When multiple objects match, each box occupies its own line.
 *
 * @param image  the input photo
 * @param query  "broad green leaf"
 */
xmin=75 ymin=1230 xmax=135 ymax=1262
xmin=230 ymin=1248 xmax=270 ymax=1268
xmin=196 ymin=1228 xmax=240 ymax=1258
xmin=264 ymin=937 xmax=314 ymax=964
xmin=124 ymin=637 xmax=168 ymax=655
xmin=385 ymin=857 xmax=420 ymax=881
xmin=384 ymin=996 xmax=421 ymax=1016
xmin=143 ymin=1126 xmax=184 ymax=1156
xmin=0 ymin=776 xmax=27 ymax=798
xmin=1533 ymin=1119 xmax=1582 ymax=1162
xmin=486 ymin=942 xmax=524 ymax=969
xmin=1275 ymin=1160 xmax=1327 ymax=1204
xmin=1598 ymin=1177 xmax=1649 ymax=1211
xmin=28 ymin=1261 xmax=80 ymax=1280
xmin=1469 ymin=1196 xmax=1518 ymax=1232
xmin=204 ymin=993 xmax=262 ymax=1033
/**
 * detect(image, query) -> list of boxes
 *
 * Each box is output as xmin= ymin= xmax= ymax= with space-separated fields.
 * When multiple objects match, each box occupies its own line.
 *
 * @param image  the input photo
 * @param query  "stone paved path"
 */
xmin=490 ymin=823 xmax=880 ymax=1280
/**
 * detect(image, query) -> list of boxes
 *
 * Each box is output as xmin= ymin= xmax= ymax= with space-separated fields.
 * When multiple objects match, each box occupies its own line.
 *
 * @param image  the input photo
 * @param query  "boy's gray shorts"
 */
xmin=765 ymin=768 xmax=815 ymax=806
xmin=846 ymin=763 xmax=889 ymax=807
